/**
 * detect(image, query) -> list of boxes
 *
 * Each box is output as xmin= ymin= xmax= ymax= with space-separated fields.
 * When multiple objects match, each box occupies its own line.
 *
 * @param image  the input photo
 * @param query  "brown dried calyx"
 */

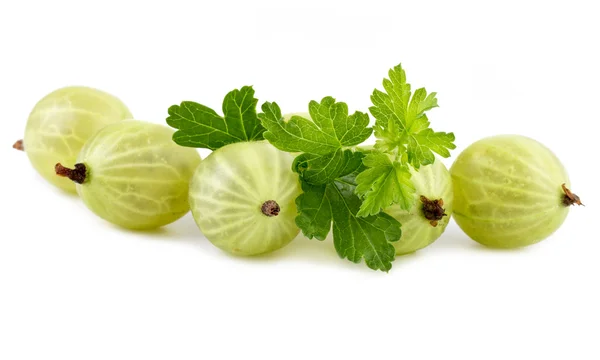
xmin=562 ymin=183 xmax=584 ymax=206
xmin=421 ymin=195 xmax=447 ymax=227
xmin=13 ymin=139 xmax=24 ymax=151
xmin=55 ymin=163 xmax=87 ymax=184
xmin=261 ymin=200 xmax=280 ymax=217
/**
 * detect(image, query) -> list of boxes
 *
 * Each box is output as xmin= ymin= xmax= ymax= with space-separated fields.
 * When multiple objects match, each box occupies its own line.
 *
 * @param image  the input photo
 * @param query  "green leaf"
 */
xmin=259 ymin=97 xmax=372 ymax=155
xmin=294 ymin=181 xmax=332 ymax=241
xmin=408 ymin=128 xmax=456 ymax=166
xmin=369 ymin=64 xmax=455 ymax=168
xmin=355 ymin=64 xmax=456 ymax=215
xmin=293 ymin=149 xmax=364 ymax=185
xmin=166 ymin=86 xmax=265 ymax=150
xmin=295 ymin=157 xmax=402 ymax=272
xmin=355 ymin=152 xmax=415 ymax=217
xmin=259 ymin=97 xmax=372 ymax=184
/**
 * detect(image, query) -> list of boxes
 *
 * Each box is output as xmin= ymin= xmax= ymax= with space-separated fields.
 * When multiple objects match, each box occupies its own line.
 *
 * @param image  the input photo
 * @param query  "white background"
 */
xmin=1 ymin=1 xmax=598 ymax=359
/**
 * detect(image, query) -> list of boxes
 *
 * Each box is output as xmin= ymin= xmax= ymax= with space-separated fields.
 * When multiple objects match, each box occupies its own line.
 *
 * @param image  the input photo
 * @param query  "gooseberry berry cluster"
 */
xmin=13 ymin=65 xmax=583 ymax=272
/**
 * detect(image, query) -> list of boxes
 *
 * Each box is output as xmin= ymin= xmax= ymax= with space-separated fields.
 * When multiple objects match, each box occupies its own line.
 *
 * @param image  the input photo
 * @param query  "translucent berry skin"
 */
xmin=385 ymin=159 xmax=453 ymax=255
xmin=450 ymin=135 xmax=571 ymax=248
xmin=24 ymin=86 xmax=132 ymax=193
xmin=189 ymin=141 xmax=301 ymax=256
xmin=75 ymin=120 xmax=201 ymax=230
